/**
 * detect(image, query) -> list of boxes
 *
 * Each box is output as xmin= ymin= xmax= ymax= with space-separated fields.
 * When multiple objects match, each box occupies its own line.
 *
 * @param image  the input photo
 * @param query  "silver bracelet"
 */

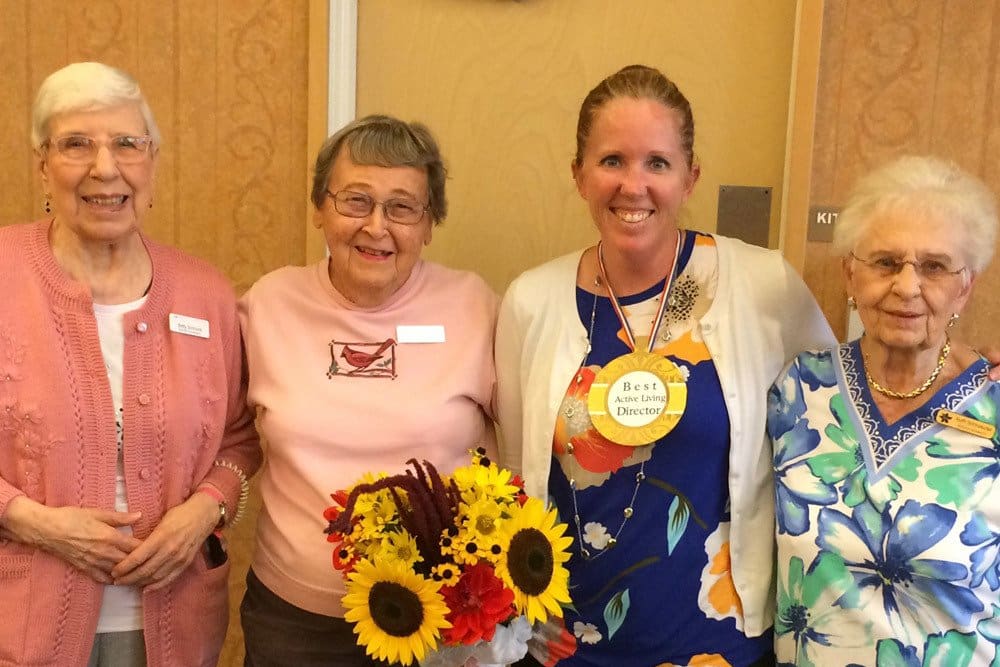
xmin=213 ymin=459 xmax=249 ymax=526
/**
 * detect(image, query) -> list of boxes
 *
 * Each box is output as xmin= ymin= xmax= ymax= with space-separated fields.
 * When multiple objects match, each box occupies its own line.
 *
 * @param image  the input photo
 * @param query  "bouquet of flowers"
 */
xmin=324 ymin=448 xmax=573 ymax=666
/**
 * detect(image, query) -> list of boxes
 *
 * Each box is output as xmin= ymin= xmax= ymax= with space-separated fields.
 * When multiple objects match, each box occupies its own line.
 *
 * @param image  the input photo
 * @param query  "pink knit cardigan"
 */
xmin=0 ymin=220 xmax=261 ymax=667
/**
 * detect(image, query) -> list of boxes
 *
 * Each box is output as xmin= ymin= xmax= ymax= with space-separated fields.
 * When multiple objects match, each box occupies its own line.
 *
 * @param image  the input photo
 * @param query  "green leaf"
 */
xmin=603 ymin=589 xmax=629 ymax=641
xmin=926 ymin=462 xmax=987 ymax=507
xmin=924 ymin=630 xmax=976 ymax=667
xmin=666 ymin=496 xmax=689 ymax=555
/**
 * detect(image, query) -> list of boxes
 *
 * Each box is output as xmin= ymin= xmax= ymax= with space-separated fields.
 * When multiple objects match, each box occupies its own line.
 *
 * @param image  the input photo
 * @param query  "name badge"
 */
xmin=396 ymin=325 xmax=445 ymax=344
xmin=935 ymin=409 xmax=996 ymax=439
xmin=169 ymin=313 xmax=210 ymax=339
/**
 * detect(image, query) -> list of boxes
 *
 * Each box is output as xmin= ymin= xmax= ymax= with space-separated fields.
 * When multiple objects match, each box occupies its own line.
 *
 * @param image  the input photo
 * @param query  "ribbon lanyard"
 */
xmin=597 ymin=229 xmax=682 ymax=354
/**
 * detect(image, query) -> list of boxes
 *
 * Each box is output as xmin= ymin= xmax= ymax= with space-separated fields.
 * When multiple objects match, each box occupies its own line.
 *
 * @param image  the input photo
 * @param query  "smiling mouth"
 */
xmin=612 ymin=208 xmax=652 ymax=223
xmin=82 ymin=194 xmax=128 ymax=206
xmin=886 ymin=312 xmax=924 ymax=324
xmin=356 ymin=246 xmax=392 ymax=258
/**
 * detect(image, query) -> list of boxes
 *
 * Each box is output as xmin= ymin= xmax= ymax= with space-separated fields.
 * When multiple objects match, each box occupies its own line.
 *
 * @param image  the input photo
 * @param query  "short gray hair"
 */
xmin=310 ymin=114 xmax=447 ymax=224
xmin=832 ymin=155 xmax=998 ymax=273
xmin=31 ymin=62 xmax=160 ymax=149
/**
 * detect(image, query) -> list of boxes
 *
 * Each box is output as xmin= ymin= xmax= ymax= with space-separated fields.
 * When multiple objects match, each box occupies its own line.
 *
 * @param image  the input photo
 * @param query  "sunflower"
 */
xmin=495 ymin=497 xmax=573 ymax=624
xmin=342 ymin=559 xmax=451 ymax=666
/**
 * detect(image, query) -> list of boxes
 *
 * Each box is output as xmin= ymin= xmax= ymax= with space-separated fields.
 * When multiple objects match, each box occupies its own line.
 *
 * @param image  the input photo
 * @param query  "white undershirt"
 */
xmin=94 ymin=297 xmax=147 ymax=633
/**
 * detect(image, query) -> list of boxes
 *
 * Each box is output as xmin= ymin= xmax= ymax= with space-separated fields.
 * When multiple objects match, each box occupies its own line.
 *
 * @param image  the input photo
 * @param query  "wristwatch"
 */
xmin=215 ymin=500 xmax=228 ymax=531
xmin=197 ymin=484 xmax=229 ymax=532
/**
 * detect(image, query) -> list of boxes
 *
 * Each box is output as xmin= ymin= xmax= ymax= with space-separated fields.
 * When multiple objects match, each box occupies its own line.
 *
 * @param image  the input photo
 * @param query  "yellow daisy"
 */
xmin=451 ymin=530 xmax=486 ymax=567
xmin=342 ymin=559 xmax=451 ymax=666
xmin=451 ymin=462 xmax=520 ymax=506
xmin=439 ymin=526 xmax=463 ymax=561
xmin=358 ymin=489 xmax=400 ymax=528
xmin=377 ymin=530 xmax=424 ymax=569
xmin=430 ymin=560 xmax=461 ymax=585
xmin=461 ymin=498 xmax=504 ymax=541
xmin=496 ymin=497 xmax=573 ymax=624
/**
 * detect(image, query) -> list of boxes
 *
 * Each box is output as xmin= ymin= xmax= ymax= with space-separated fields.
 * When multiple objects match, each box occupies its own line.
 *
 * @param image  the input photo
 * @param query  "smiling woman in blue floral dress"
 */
xmin=767 ymin=155 xmax=1000 ymax=666
xmin=497 ymin=64 xmax=836 ymax=667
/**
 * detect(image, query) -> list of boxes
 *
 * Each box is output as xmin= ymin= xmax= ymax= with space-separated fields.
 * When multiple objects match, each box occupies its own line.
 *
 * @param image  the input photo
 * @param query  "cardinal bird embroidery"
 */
xmin=327 ymin=338 xmax=397 ymax=379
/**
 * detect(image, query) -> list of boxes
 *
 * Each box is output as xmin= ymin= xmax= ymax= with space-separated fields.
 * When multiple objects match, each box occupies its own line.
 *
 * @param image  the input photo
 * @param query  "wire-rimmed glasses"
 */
xmin=325 ymin=189 xmax=429 ymax=225
xmin=849 ymin=252 xmax=967 ymax=283
xmin=45 ymin=134 xmax=155 ymax=165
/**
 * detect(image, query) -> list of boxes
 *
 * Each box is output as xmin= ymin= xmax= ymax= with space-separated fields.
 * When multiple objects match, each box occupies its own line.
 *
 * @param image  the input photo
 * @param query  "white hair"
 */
xmin=832 ymin=155 xmax=998 ymax=273
xmin=31 ymin=62 xmax=161 ymax=149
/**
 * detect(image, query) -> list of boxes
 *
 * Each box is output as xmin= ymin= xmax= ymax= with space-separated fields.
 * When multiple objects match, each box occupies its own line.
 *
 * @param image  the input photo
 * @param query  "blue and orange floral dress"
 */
xmin=767 ymin=341 xmax=1000 ymax=666
xmin=531 ymin=232 xmax=773 ymax=667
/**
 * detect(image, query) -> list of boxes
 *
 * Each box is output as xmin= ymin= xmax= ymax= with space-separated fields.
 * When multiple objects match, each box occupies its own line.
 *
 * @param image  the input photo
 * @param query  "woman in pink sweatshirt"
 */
xmin=0 ymin=62 xmax=261 ymax=667
xmin=238 ymin=115 xmax=499 ymax=666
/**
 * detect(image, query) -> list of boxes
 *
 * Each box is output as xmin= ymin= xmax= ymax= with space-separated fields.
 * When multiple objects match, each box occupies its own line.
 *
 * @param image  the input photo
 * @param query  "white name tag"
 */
xmin=169 ymin=313 xmax=210 ymax=339
xmin=396 ymin=325 xmax=445 ymax=344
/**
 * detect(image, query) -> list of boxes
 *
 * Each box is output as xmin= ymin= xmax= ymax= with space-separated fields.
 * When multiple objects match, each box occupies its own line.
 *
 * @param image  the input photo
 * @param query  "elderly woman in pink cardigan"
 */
xmin=0 ymin=62 xmax=261 ymax=667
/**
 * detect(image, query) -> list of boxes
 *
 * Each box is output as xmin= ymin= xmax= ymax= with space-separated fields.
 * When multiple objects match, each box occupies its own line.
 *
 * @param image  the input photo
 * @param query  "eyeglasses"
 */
xmin=325 ymin=189 xmax=428 ymax=225
xmin=45 ymin=134 xmax=155 ymax=165
xmin=849 ymin=252 xmax=967 ymax=282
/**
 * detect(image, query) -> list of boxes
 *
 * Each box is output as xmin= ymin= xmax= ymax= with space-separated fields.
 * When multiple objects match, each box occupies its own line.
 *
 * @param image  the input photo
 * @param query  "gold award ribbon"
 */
xmin=587 ymin=231 xmax=687 ymax=446
xmin=588 ymin=351 xmax=687 ymax=446
xmin=935 ymin=409 xmax=997 ymax=440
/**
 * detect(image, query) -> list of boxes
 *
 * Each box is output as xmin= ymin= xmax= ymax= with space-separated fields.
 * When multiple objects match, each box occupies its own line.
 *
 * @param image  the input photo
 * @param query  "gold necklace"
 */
xmin=864 ymin=337 xmax=951 ymax=400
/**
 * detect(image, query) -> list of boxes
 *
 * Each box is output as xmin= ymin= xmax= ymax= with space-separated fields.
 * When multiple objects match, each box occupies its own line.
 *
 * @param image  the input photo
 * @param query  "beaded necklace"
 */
xmin=566 ymin=231 xmax=683 ymax=560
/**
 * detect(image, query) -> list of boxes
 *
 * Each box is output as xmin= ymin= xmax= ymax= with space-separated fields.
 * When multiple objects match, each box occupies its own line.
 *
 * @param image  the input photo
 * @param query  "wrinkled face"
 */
xmin=315 ymin=150 xmax=432 ymax=307
xmin=572 ymin=96 xmax=698 ymax=258
xmin=845 ymin=210 xmax=974 ymax=353
xmin=39 ymin=103 xmax=156 ymax=245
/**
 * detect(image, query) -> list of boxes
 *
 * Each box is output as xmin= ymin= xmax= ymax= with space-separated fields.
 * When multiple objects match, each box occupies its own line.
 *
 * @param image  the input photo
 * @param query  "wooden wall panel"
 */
xmin=0 ymin=2 xmax=311 ymax=664
xmin=807 ymin=1 xmax=1000 ymax=346
xmin=0 ymin=2 xmax=34 ymax=228
xmin=355 ymin=0 xmax=799 ymax=292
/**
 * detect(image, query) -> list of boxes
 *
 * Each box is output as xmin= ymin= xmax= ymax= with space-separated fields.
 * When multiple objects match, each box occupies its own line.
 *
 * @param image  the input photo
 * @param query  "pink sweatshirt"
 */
xmin=0 ymin=220 xmax=261 ymax=667
xmin=239 ymin=258 xmax=498 ymax=616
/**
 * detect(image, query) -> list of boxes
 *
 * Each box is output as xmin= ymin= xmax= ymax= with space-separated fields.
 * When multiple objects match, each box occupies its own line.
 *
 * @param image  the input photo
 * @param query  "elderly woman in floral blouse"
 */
xmin=767 ymin=155 xmax=1000 ymax=665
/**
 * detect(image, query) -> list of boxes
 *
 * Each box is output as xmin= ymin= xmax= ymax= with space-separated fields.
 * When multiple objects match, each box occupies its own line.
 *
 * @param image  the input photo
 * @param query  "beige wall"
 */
xmin=355 ymin=0 xmax=800 ymax=292
xmin=2 ymin=2 xmax=808 ymax=666
xmin=803 ymin=1 xmax=1000 ymax=345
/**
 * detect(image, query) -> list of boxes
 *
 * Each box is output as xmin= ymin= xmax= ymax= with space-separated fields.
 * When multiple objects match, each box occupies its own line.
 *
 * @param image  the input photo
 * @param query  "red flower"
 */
xmin=510 ymin=474 xmax=528 ymax=507
xmin=510 ymin=474 xmax=525 ymax=492
xmin=440 ymin=562 xmax=515 ymax=645
xmin=324 ymin=490 xmax=352 ymax=542
xmin=331 ymin=544 xmax=357 ymax=572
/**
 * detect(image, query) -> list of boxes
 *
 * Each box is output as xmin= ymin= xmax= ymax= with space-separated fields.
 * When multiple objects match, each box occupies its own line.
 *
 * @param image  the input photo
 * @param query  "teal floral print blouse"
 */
xmin=767 ymin=341 xmax=1000 ymax=666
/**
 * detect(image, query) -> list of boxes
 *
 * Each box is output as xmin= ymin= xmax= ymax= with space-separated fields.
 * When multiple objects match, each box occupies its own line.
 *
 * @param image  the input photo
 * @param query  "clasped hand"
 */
xmin=2 ymin=492 xmax=218 ymax=591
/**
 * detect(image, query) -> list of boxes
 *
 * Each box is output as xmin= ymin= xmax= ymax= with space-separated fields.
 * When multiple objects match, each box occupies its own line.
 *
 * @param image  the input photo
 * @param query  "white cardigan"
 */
xmin=495 ymin=234 xmax=835 ymax=637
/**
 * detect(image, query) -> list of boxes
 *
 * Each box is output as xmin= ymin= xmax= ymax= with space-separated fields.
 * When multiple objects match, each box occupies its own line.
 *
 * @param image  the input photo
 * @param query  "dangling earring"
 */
xmin=847 ymin=296 xmax=856 ymax=309
xmin=948 ymin=313 xmax=960 ymax=328
xmin=44 ymin=193 xmax=51 ymax=214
